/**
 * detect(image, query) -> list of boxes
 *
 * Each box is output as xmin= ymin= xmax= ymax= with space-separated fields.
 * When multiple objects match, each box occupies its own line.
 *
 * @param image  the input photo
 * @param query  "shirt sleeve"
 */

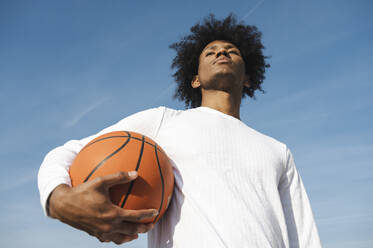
xmin=278 ymin=147 xmax=322 ymax=248
xmin=37 ymin=106 xmax=166 ymax=216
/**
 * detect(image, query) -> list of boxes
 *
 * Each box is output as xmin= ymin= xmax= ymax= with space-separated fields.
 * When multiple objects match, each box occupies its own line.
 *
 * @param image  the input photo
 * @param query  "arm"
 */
xmin=38 ymin=135 xmax=157 ymax=244
xmin=37 ymin=107 xmax=167 ymax=244
xmin=278 ymin=147 xmax=322 ymax=248
xmin=48 ymin=172 xmax=157 ymax=244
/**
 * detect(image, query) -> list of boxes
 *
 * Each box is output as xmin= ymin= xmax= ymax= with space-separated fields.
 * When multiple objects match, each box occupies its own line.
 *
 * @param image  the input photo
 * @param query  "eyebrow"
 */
xmin=204 ymin=44 xmax=236 ymax=51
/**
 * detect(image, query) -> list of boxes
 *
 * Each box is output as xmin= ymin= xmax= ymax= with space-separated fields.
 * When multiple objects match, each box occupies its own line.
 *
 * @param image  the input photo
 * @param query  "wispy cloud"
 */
xmin=272 ymin=30 xmax=353 ymax=63
xmin=63 ymin=97 xmax=110 ymax=128
xmin=0 ymin=169 xmax=38 ymax=192
xmin=146 ymin=83 xmax=175 ymax=108
xmin=240 ymin=0 xmax=265 ymax=21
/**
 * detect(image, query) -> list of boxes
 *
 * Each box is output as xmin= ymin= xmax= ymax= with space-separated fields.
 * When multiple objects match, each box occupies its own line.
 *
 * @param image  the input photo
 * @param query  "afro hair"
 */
xmin=169 ymin=13 xmax=270 ymax=108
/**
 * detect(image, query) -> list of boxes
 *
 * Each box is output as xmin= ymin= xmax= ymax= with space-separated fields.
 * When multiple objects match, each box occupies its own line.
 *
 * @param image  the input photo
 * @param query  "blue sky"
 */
xmin=0 ymin=0 xmax=372 ymax=247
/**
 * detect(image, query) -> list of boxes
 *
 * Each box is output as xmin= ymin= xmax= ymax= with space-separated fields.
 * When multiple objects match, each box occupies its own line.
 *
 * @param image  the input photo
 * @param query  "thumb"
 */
xmin=93 ymin=171 xmax=138 ymax=189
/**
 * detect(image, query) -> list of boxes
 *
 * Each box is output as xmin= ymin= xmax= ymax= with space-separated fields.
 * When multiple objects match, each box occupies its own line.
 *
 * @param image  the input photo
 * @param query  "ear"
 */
xmin=191 ymin=75 xmax=201 ymax=88
xmin=243 ymin=74 xmax=250 ymax=89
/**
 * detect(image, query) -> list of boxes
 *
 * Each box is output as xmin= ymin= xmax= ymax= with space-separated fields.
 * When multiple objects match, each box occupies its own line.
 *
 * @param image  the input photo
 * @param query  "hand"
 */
xmin=48 ymin=171 xmax=158 ymax=244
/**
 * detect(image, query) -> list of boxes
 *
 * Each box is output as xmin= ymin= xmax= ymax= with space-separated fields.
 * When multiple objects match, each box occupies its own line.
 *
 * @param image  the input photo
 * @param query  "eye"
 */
xmin=229 ymin=50 xmax=239 ymax=55
xmin=206 ymin=52 xmax=214 ymax=56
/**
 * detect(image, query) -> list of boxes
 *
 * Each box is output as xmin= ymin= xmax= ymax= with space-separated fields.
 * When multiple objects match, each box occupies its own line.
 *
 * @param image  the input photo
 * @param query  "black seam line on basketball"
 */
xmin=152 ymin=143 xmax=165 ymax=224
xmin=120 ymin=135 xmax=145 ymax=208
xmin=83 ymin=131 xmax=131 ymax=183
xmin=81 ymin=134 xmax=165 ymax=155
xmin=81 ymin=135 xmax=129 ymax=152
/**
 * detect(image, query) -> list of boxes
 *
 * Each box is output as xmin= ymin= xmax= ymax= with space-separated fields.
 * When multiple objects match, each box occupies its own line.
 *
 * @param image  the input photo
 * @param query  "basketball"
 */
xmin=69 ymin=131 xmax=174 ymax=224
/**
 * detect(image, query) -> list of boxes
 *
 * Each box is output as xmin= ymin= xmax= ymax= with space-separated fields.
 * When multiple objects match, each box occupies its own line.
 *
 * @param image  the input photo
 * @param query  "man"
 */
xmin=38 ymin=14 xmax=322 ymax=247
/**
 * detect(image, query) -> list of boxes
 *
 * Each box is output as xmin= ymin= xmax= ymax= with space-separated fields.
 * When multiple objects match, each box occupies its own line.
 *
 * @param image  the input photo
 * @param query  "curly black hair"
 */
xmin=169 ymin=14 xmax=270 ymax=108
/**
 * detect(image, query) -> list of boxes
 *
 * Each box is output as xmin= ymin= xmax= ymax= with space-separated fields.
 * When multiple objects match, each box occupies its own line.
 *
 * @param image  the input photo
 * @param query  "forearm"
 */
xmin=43 ymin=171 xmax=157 ymax=244
xmin=47 ymin=184 xmax=71 ymax=219
xmin=38 ymin=140 xmax=83 ymax=216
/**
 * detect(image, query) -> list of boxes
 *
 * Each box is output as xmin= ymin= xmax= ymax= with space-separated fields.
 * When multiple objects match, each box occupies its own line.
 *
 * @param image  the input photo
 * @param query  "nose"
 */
xmin=216 ymin=48 xmax=230 ymax=58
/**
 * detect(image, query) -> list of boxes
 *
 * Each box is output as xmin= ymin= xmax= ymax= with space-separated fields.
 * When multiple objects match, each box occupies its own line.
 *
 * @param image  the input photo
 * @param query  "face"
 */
xmin=192 ymin=40 xmax=250 ymax=92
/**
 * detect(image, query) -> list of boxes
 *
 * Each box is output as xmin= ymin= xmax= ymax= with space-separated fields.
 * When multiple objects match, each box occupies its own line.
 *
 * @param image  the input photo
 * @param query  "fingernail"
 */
xmin=128 ymin=171 xmax=138 ymax=177
xmin=148 ymin=223 xmax=155 ymax=229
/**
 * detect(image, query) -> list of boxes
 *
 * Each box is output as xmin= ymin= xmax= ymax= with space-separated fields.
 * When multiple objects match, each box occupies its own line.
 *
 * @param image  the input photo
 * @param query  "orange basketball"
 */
xmin=69 ymin=131 xmax=174 ymax=223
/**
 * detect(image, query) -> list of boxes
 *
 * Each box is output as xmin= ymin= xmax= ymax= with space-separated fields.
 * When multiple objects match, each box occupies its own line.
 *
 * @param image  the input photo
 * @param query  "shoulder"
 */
xmin=115 ymin=106 xmax=185 ymax=139
xmin=249 ymin=126 xmax=286 ymax=148
xmin=119 ymin=106 xmax=184 ymax=120
xmin=244 ymin=124 xmax=288 ymax=159
xmin=121 ymin=106 xmax=167 ymax=120
xmin=110 ymin=106 xmax=166 ymax=139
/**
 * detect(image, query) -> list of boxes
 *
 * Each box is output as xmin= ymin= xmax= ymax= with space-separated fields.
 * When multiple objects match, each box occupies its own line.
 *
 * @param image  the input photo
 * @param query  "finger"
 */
xmin=112 ymin=222 xmax=155 ymax=235
xmin=115 ymin=207 xmax=159 ymax=222
xmin=116 ymin=234 xmax=138 ymax=244
xmin=124 ymin=234 xmax=139 ymax=243
xmin=93 ymin=171 xmax=138 ymax=189
xmin=63 ymin=219 xmax=97 ymax=238
xmin=102 ymin=233 xmax=138 ymax=245
xmin=96 ymin=235 xmax=110 ymax=243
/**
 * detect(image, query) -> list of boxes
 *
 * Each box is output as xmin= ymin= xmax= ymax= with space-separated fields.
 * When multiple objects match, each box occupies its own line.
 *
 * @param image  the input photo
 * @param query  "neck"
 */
xmin=200 ymin=89 xmax=242 ymax=119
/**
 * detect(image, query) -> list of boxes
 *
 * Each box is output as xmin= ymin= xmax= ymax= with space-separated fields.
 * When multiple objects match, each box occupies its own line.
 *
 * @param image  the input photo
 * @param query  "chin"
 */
xmin=204 ymin=75 xmax=240 ymax=92
xmin=213 ymin=71 xmax=237 ymax=83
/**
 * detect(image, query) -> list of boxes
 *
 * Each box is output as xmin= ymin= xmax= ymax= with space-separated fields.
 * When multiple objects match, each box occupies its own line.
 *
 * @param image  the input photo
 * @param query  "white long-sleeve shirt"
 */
xmin=38 ymin=106 xmax=322 ymax=248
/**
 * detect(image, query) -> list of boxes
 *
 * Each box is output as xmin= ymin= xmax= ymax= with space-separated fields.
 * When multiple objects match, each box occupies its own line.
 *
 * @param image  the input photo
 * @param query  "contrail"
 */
xmin=63 ymin=97 xmax=110 ymax=128
xmin=240 ymin=0 xmax=265 ymax=21
xmin=147 ymin=83 xmax=175 ymax=108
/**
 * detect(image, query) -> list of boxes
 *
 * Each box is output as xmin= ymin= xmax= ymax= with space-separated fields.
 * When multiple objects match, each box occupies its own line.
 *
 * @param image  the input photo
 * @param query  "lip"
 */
xmin=214 ymin=57 xmax=231 ymax=64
